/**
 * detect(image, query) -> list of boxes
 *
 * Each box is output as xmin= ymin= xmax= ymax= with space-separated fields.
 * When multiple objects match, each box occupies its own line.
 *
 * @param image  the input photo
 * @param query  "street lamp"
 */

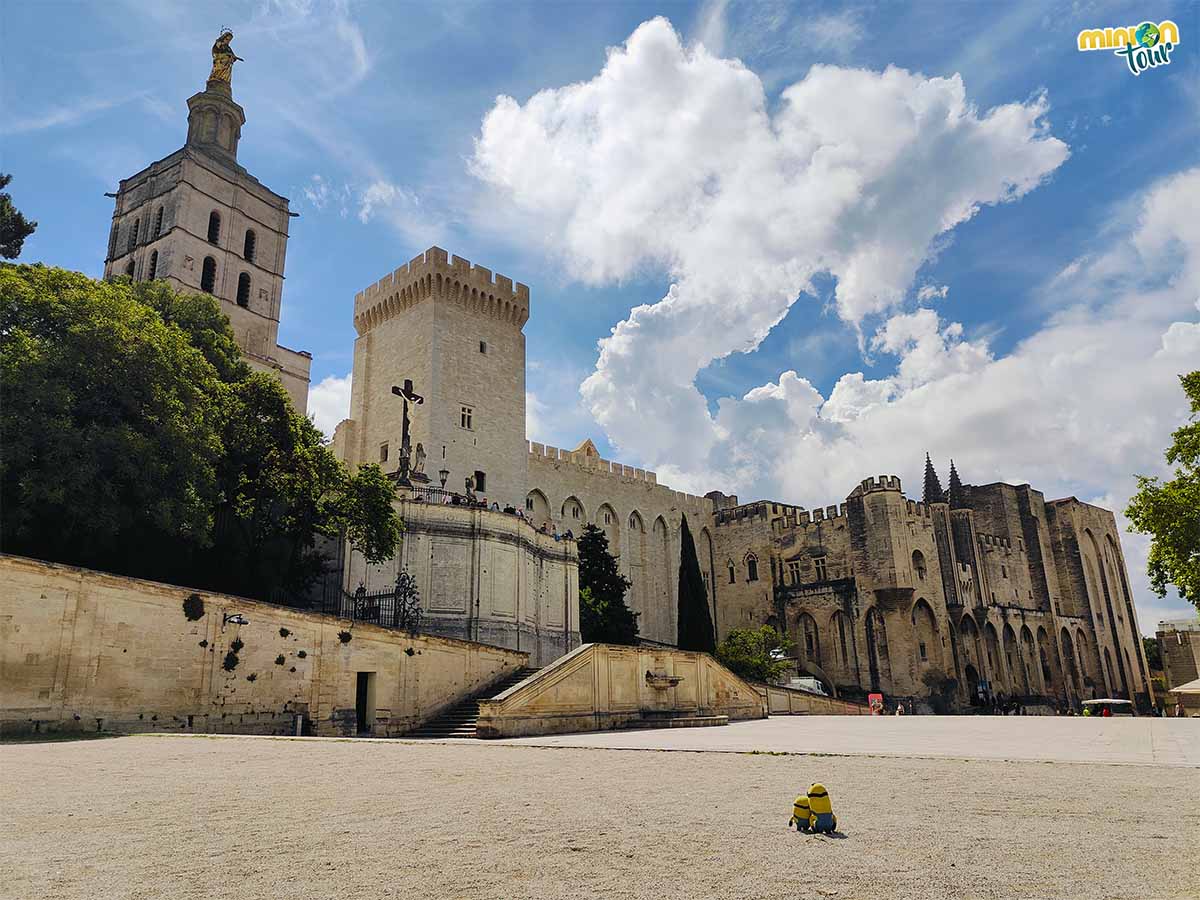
xmin=438 ymin=468 xmax=449 ymax=489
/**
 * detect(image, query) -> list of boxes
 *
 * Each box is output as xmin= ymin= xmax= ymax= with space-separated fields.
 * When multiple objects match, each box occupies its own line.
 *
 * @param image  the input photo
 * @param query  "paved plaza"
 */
xmin=2 ymin=718 xmax=1197 ymax=900
xmin=489 ymin=713 xmax=1200 ymax=767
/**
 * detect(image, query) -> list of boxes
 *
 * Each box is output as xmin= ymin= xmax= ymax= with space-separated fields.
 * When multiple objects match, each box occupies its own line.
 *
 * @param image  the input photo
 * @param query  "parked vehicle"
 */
xmin=1081 ymin=698 xmax=1135 ymax=717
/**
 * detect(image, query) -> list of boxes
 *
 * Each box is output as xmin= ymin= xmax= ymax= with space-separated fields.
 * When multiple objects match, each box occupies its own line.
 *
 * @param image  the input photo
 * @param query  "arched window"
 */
xmin=147 ymin=250 xmax=158 ymax=280
xmin=201 ymin=256 xmax=216 ymax=294
xmin=108 ymin=223 xmax=118 ymax=259
xmin=243 ymin=229 xmax=256 ymax=262
xmin=237 ymin=272 xmax=251 ymax=308
xmin=800 ymin=613 xmax=820 ymax=665
xmin=152 ymin=206 xmax=163 ymax=239
xmin=912 ymin=549 xmax=927 ymax=580
xmin=746 ymin=554 xmax=759 ymax=582
xmin=127 ymin=218 xmax=139 ymax=252
xmin=207 ymin=211 xmax=221 ymax=244
xmin=727 ymin=561 xmax=736 ymax=584
xmin=124 ymin=258 xmax=135 ymax=278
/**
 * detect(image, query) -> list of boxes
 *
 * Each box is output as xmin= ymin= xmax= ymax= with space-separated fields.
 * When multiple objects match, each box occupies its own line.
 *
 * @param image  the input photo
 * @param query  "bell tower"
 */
xmin=102 ymin=30 xmax=311 ymax=411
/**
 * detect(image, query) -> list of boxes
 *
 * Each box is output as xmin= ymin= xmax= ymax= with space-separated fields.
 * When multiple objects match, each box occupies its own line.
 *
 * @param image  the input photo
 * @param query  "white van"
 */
xmin=786 ymin=677 xmax=830 ymax=697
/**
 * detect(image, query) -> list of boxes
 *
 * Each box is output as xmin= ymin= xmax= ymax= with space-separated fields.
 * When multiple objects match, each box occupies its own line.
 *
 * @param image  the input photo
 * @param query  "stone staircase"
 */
xmin=407 ymin=667 xmax=539 ymax=739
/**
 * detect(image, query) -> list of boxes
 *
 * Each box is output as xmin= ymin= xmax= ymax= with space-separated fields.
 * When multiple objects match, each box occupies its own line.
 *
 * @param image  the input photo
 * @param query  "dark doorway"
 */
xmin=355 ymin=672 xmax=376 ymax=735
xmin=964 ymin=664 xmax=980 ymax=704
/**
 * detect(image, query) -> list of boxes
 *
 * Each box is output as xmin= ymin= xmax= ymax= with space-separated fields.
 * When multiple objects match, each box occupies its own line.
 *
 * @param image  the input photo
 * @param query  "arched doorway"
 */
xmin=963 ymin=664 xmax=980 ymax=704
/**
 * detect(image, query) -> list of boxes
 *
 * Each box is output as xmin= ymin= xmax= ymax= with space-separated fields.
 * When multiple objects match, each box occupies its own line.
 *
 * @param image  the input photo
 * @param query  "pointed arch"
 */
xmin=524 ymin=489 xmax=550 ymax=529
xmin=596 ymin=502 xmax=620 ymax=554
xmin=864 ymin=606 xmax=891 ymax=693
xmin=798 ymin=611 xmax=820 ymax=667
xmin=561 ymin=496 xmax=585 ymax=523
xmin=911 ymin=598 xmax=939 ymax=667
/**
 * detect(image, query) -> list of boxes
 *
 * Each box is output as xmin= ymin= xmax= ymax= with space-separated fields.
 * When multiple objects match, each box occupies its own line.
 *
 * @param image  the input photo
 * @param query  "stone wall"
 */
xmin=1157 ymin=620 xmax=1200 ymax=691
xmin=476 ymin=643 xmax=766 ymax=738
xmin=0 ymin=555 xmax=527 ymax=738
xmin=758 ymin=683 xmax=872 ymax=716
xmin=344 ymin=498 xmax=580 ymax=666
xmin=526 ymin=440 xmax=715 ymax=646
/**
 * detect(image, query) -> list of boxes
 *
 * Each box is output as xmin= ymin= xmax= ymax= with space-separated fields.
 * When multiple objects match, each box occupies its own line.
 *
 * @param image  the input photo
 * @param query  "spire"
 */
xmin=948 ymin=459 xmax=966 ymax=508
xmin=923 ymin=452 xmax=946 ymax=504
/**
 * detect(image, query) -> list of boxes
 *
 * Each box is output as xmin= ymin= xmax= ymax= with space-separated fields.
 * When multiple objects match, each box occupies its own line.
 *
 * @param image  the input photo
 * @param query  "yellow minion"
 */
xmin=788 ymin=793 xmax=812 ymax=832
xmin=806 ymin=782 xmax=837 ymax=834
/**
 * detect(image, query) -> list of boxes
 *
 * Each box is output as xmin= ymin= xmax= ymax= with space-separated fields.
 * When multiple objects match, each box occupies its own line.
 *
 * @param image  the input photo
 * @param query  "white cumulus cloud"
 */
xmin=307 ymin=373 xmax=352 ymax=440
xmin=470 ymin=17 xmax=1070 ymax=472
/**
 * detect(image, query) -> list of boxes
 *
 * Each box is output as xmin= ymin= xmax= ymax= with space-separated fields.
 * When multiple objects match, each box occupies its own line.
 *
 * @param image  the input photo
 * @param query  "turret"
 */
xmin=948 ymin=459 xmax=967 ymax=509
xmin=923 ymin=453 xmax=946 ymax=504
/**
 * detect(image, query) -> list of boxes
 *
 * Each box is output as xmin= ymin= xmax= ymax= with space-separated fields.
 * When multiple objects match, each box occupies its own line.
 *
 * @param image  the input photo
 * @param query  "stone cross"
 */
xmin=391 ymin=379 xmax=424 ymax=485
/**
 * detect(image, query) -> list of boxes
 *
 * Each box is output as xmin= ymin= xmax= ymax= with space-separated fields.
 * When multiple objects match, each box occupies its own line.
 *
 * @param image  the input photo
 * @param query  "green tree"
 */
xmin=1142 ymin=636 xmax=1162 ymax=671
xmin=577 ymin=523 xmax=638 ymax=644
xmin=921 ymin=669 xmax=959 ymax=714
xmin=0 ymin=264 xmax=401 ymax=600
xmin=0 ymin=174 xmax=37 ymax=259
xmin=715 ymin=626 xmax=793 ymax=683
xmin=1126 ymin=371 xmax=1200 ymax=610
xmin=676 ymin=514 xmax=715 ymax=652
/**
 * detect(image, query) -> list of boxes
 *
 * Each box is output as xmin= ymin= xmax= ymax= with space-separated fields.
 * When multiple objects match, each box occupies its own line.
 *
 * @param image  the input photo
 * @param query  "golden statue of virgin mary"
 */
xmin=208 ymin=30 xmax=243 ymax=85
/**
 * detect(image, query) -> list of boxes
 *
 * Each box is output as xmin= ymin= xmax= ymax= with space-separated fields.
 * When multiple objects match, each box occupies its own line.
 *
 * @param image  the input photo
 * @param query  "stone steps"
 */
xmin=407 ymin=667 xmax=539 ymax=739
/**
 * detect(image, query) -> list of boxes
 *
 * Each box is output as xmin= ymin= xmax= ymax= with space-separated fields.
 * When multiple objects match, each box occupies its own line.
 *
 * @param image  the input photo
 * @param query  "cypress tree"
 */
xmin=676 ymin=514 xmax=715 ymax=652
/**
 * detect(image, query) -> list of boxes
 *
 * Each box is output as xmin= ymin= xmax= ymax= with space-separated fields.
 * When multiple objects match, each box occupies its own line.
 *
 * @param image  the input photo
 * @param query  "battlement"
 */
xmin=978 ymin=533 xmax=1013 ymax=551
xmin=904 ymin=499 xmax=933 ymax=518
xmin=353 ymin=246 xmax=531 ymax=335
xmin=847 ymin=475 xmax=903 ymax=498
xmin=527 ymin=441 xmax=711 ymax=510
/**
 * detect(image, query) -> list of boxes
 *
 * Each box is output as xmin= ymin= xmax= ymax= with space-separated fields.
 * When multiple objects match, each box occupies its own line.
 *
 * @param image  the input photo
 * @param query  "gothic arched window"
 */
xmin=152 ymin=207 xmax=164 ymax=239
xmin=128 ymin=218 xmax=139 ymax=252
xmin=201 ymin=256 xmax=216 ymax=294
xmin=108 ymin=223 xmax=118 ymax=259
xmin=125 ymin=258 xmax=135 ymax=278
xmin=746 ymin=554 xmax=759 ymax=582
xmin=147 ymin=250 xmax=158 ymax=280
xmin=243 ymin=229 xmax=256 ymax=262
xmin=207 ymin=211 xmax=221 ymax=245
xmin=237 ymin=272 xmax=251 ymax=308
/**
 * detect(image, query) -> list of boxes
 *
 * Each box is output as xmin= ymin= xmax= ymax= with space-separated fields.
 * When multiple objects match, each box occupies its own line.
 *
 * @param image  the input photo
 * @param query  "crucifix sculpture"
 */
xmin=391 ymin=379 xmax=424 ymax=485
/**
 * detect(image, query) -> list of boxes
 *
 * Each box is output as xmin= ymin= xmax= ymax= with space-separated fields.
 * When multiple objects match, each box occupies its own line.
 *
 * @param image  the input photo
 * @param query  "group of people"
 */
xmin=407 ymin=490 xmax=576 ymax=541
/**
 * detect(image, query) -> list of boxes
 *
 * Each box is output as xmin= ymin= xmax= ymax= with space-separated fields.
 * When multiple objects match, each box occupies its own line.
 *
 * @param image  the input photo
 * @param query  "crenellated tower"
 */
xmin=336 ymin=247 xmax=530 ymax=508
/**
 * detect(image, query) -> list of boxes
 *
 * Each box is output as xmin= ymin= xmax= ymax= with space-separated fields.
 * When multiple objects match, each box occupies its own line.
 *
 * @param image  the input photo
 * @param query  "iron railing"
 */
xmin=311 ymin=583 xmax=424 ymax=632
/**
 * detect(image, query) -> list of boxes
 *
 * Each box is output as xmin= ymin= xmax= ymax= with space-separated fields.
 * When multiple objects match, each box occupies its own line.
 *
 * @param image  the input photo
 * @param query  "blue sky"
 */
xmin=3 ymin=0 xmax=1199 ymax=631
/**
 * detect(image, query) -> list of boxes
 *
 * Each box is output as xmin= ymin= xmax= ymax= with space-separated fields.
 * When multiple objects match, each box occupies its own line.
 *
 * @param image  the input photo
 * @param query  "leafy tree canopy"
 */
xmin=676 ymin=514 xmax=715 ymax=652
xmin=577 ymin=523 xmax=638 ymax=644
xmin=1126 ymin=371 xmax=1200 ymax=610
xmin=0 ymin=174 xmax=37 ymax=259
xmin=0 ymin=264 xmax=401 ymax=602
xmin=1142 ymin=636 xmax=1162 ymax=671
xmin=715 ymin=626 xmax=793 ymax=683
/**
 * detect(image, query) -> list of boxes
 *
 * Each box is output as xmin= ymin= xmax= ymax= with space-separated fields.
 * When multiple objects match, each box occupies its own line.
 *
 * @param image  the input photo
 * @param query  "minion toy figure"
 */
xmin=806 ymin=783 xmax=837 ymax=834
xmin=788 ymin=793 xmax=812 ymax=832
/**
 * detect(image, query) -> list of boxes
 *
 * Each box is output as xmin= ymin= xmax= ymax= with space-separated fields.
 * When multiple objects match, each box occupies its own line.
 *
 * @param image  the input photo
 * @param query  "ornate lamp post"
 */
xmin=390 ymin=379 xmax=424 ymax=486
xmin=438 ymin=468 xmax=449 ymax=489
